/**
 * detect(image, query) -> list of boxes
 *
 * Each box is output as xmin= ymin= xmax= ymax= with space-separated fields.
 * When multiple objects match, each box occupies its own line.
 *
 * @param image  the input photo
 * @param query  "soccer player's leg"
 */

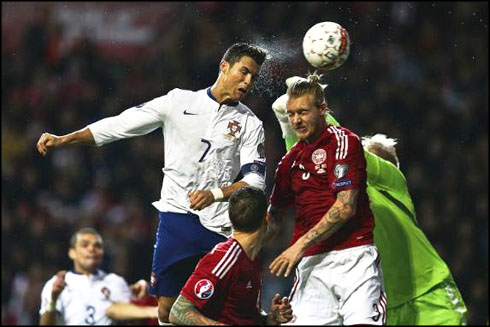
xmin=339 ymin=245 xmax=387 ymax=325
xmin=283 ymin=255 xmax=342 ymax=325
xmin=148 ymin=212 xmax=227 ymax=323
xmin=405 ymin=280 xmax=468 ymax=325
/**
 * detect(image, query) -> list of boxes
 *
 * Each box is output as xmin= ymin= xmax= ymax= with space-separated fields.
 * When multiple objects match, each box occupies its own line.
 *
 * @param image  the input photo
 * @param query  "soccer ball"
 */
xmin=302 ymin=21 xmax=350 ymax=70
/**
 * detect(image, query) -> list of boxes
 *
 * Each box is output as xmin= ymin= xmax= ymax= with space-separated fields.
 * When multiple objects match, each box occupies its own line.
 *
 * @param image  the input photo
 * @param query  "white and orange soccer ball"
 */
xmin=302 ymin=21 xmax=350 ymax=70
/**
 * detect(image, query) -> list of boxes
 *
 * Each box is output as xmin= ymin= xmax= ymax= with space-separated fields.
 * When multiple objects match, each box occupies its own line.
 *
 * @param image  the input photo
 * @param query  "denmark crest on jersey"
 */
xmin=224 ymin=120 xmax=242 ymax=139
xmin=194 ymin=279 xmax=214 ymax=300
xmin=312 ymin=149 xmax=327 ymax=165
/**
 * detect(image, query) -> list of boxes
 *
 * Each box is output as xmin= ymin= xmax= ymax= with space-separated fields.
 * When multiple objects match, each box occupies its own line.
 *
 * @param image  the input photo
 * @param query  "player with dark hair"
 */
xmin=169 ymin=187 xmax=293 ymax=325
xmin=268 ymin=73 xmax=386 ymax=325
xmin=39 ymin=228 xmax=157 ymax=325
xmin=271 ymin=75 xmax=468 ymax=325
xmin=36 ymin=42 xmax=269 ymax=324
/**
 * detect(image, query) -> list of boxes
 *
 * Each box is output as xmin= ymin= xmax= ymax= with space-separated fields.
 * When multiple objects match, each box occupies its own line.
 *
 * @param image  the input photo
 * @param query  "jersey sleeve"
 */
xmin=330 ymin=131 xmax=366 ymax=193
xmin=269 ymin=153 xmax=294 ymax=208
xmin=238 ymin=119 xmax=266 ymax=190
xmin=39 ymin=276 xmax=63 ymax=315
xmin=109 ymin=275 xmax=132 ymax=303
xmin=87 ymin=89 xmax=177 ymax=146
xmin=364 ymin=150 xmax=407 ymax=194
xmin=180 ymin=253 xmax=229 ymax=312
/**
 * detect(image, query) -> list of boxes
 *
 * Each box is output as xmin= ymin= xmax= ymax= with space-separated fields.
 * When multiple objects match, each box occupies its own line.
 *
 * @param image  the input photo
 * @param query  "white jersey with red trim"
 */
xmin=87 ymin=88 xmax=266 ymax=236
xmin=39 ymin=270 xmax=131 ymax=325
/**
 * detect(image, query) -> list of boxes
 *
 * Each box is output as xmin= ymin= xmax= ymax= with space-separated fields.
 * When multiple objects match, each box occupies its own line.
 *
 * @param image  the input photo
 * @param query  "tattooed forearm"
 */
xmin=301 ymin=189 xmax=359 ymax=249
xmin=169 ymin=295 xmax=225 ymax=325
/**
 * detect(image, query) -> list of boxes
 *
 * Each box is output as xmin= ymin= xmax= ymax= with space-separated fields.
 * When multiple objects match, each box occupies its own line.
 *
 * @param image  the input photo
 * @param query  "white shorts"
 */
xmin=284 ymin=244 xmax=387 ymax=325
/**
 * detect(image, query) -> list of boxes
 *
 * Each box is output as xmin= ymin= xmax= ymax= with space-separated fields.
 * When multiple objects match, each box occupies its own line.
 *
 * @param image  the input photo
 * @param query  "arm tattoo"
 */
xmin=303 ymin=189 xmax=359 ymax=248
xmin=170 ymin=295 xmax=223 ymax=325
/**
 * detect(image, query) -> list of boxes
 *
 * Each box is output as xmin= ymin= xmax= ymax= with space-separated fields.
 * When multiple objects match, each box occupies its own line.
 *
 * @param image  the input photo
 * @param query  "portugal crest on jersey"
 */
xmin=225 ymin=120 xmax=242 ymax=139
xmin=194 ymin=279 xmax=214 ymax=300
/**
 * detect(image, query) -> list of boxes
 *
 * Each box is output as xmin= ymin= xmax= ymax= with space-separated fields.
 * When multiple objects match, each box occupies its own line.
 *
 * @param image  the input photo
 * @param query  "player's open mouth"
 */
xmin=238 ymin=88 xmax=247 ymax=95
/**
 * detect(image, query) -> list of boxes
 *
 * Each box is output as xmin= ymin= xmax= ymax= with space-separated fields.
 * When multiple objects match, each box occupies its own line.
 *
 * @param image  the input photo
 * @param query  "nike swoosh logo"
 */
xmin=183 ymin=109 xmax=197 ymax=115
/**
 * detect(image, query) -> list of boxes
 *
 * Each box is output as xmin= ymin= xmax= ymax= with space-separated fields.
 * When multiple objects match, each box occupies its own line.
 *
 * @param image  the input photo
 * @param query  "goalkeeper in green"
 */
xmin=270 ymin=76 xmax=468 ymax=325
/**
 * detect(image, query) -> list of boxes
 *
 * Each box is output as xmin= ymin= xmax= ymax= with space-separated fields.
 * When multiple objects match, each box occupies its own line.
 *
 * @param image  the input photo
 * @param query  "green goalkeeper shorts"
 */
xmin=387 ymin=280 xmax=468 ymax=325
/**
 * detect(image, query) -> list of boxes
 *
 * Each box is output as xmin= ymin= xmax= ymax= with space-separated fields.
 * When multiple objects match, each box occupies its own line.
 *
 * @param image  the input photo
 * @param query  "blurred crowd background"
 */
xmin=2 ymin=2 xmax=488 ymax=325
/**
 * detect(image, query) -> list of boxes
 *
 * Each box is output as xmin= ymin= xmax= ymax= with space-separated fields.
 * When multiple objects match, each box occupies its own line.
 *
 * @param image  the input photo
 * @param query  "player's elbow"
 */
xmin=340 ymin=204 xmax=357 ymax=220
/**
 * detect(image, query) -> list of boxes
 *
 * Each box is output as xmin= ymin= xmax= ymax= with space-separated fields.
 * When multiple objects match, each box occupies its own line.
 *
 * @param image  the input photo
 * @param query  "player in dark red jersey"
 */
xmin=169 ymin=187 xmax=293 ymax=325
xmin=268 ymin=73 xmax=386 ymax=325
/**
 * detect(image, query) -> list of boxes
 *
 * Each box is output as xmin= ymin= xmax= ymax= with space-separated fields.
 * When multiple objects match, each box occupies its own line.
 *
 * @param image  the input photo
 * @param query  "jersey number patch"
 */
xmin=199 ymin=139 xmax=211 ymax=162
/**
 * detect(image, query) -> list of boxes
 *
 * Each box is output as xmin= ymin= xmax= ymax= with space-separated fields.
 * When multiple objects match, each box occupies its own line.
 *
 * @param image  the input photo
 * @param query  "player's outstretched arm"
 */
xmin=270 ymin=189 xmax=359 ymax=278
xmin=106 ymin=302 xmax=158 ymax=320
xmin=169 ymin=295 xmax=226 ymax=326
xmin=36 ymin=127 xmax=96 ymax=156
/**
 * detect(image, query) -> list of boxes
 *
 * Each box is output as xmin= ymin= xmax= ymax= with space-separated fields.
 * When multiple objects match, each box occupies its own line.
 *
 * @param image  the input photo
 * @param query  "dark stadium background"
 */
xmin=2 ymin=2 xmax=488 ymax=324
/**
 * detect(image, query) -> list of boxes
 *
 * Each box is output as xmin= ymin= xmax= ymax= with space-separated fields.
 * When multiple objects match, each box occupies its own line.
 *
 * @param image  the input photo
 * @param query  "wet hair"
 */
xmin=286 ymin=72 xmax=326 ymax=108
xmin=222 ymin=43 xmax=268 ymax=68
xmin=228 ymin=187 xmax=267 ymax=233
xmin=362 ymin=134 xmax=400 ymax=168
xmin=70 ymin=227 xmax=102 ymax=249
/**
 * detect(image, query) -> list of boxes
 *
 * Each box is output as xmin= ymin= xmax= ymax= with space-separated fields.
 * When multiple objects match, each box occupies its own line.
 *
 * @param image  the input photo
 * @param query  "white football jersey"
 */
xmin=39 ymin=270 xmax=131 ymax=325
xmin=88 ymin=88 xmax=266 ymax=236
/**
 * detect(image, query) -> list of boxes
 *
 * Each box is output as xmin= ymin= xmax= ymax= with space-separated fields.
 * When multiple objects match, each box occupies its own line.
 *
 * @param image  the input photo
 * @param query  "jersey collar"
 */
xmin=206 ymin=87 xmax=239 ymax=107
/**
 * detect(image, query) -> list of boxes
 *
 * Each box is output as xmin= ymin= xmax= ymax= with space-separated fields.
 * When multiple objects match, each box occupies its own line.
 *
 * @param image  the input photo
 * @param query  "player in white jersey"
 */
xmin=36 ymin=43 xmax=269 ymax=323
xmin=39 ymin=227 xmax=157 ymax=325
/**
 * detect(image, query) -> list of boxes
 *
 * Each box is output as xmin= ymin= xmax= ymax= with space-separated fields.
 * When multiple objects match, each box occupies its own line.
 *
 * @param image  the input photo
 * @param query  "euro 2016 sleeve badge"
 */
xmin=334 ymin=164 xmax=349 ymax=179
xmin=194 ymin=279 xmax=215 ymax=300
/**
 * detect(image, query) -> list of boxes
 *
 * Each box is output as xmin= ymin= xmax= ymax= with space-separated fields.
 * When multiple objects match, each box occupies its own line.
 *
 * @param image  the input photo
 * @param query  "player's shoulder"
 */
xmin=236 ymin=103 xmax=263 ymax=125
xmin=326 ymin=124 xmax=361 ymax=140
xmin=280 ymin=142 xmax=303 ymax=163
xmin=200 ymin=239 xmax=242 ymax=268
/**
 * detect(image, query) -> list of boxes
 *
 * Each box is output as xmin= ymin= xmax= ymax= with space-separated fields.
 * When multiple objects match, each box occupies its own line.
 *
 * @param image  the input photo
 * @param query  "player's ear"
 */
xmin=219 ymin=60 xmax=229 ymax=74
xmin=68 ymin=248 xmax=76 ymax=261
xmin=319 ymin=102 xmax=328 ymax=115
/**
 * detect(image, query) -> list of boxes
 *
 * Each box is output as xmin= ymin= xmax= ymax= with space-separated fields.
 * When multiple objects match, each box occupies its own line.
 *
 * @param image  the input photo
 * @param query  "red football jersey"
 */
xmin=180 ymin=238 xmax=262 ymax=325
xmin=270 ymin=125 xmax=374 ymax=256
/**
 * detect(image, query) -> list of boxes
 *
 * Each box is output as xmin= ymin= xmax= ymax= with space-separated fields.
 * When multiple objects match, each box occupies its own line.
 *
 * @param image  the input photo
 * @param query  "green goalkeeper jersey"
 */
xmin=284 ymin=113 xmax=453 ymax=307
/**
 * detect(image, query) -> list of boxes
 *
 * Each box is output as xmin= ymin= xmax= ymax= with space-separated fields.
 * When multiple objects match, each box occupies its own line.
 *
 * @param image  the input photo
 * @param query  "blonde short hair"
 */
xmin=286 ymin=72 xmax=326 ymax=108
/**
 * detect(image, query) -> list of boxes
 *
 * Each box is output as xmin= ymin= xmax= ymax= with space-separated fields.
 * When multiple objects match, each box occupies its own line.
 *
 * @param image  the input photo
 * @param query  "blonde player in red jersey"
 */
xmin=268 ymin=73 xmax=386 ymax=325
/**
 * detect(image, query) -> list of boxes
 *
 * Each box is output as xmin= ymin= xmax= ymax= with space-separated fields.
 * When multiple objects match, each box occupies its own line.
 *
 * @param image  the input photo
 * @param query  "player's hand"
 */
xmin=51 ymin=270 xmax=67 ymax=301
xmin=271 ymin=94 xmax=289 ymax=123
xmin=269 ymin=293 xmax=293 ymax=324
xmin=130 ymin=279 xmax=148 ymax=299
xmin=37 ymin=132 xmax=61 ymax=156
xmin=269 ymin=242 xmax=305 ymax=278
xmin=188 ymin=190 xmax=215 ymax=211
xmin=285 ymin=75 xmax=328 ymax=90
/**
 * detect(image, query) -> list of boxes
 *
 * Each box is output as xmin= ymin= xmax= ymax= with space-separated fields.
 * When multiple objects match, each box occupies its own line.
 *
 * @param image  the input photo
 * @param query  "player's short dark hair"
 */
xmin=228 ymin=187 xmax=267 ymax=233
xmin=222 ymin=43 xmax=268 ymax=68
xmin=70 ymin=227 xmax=102 ymax=248
xmin=287 ymin=72 xmax=326 ymax=108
